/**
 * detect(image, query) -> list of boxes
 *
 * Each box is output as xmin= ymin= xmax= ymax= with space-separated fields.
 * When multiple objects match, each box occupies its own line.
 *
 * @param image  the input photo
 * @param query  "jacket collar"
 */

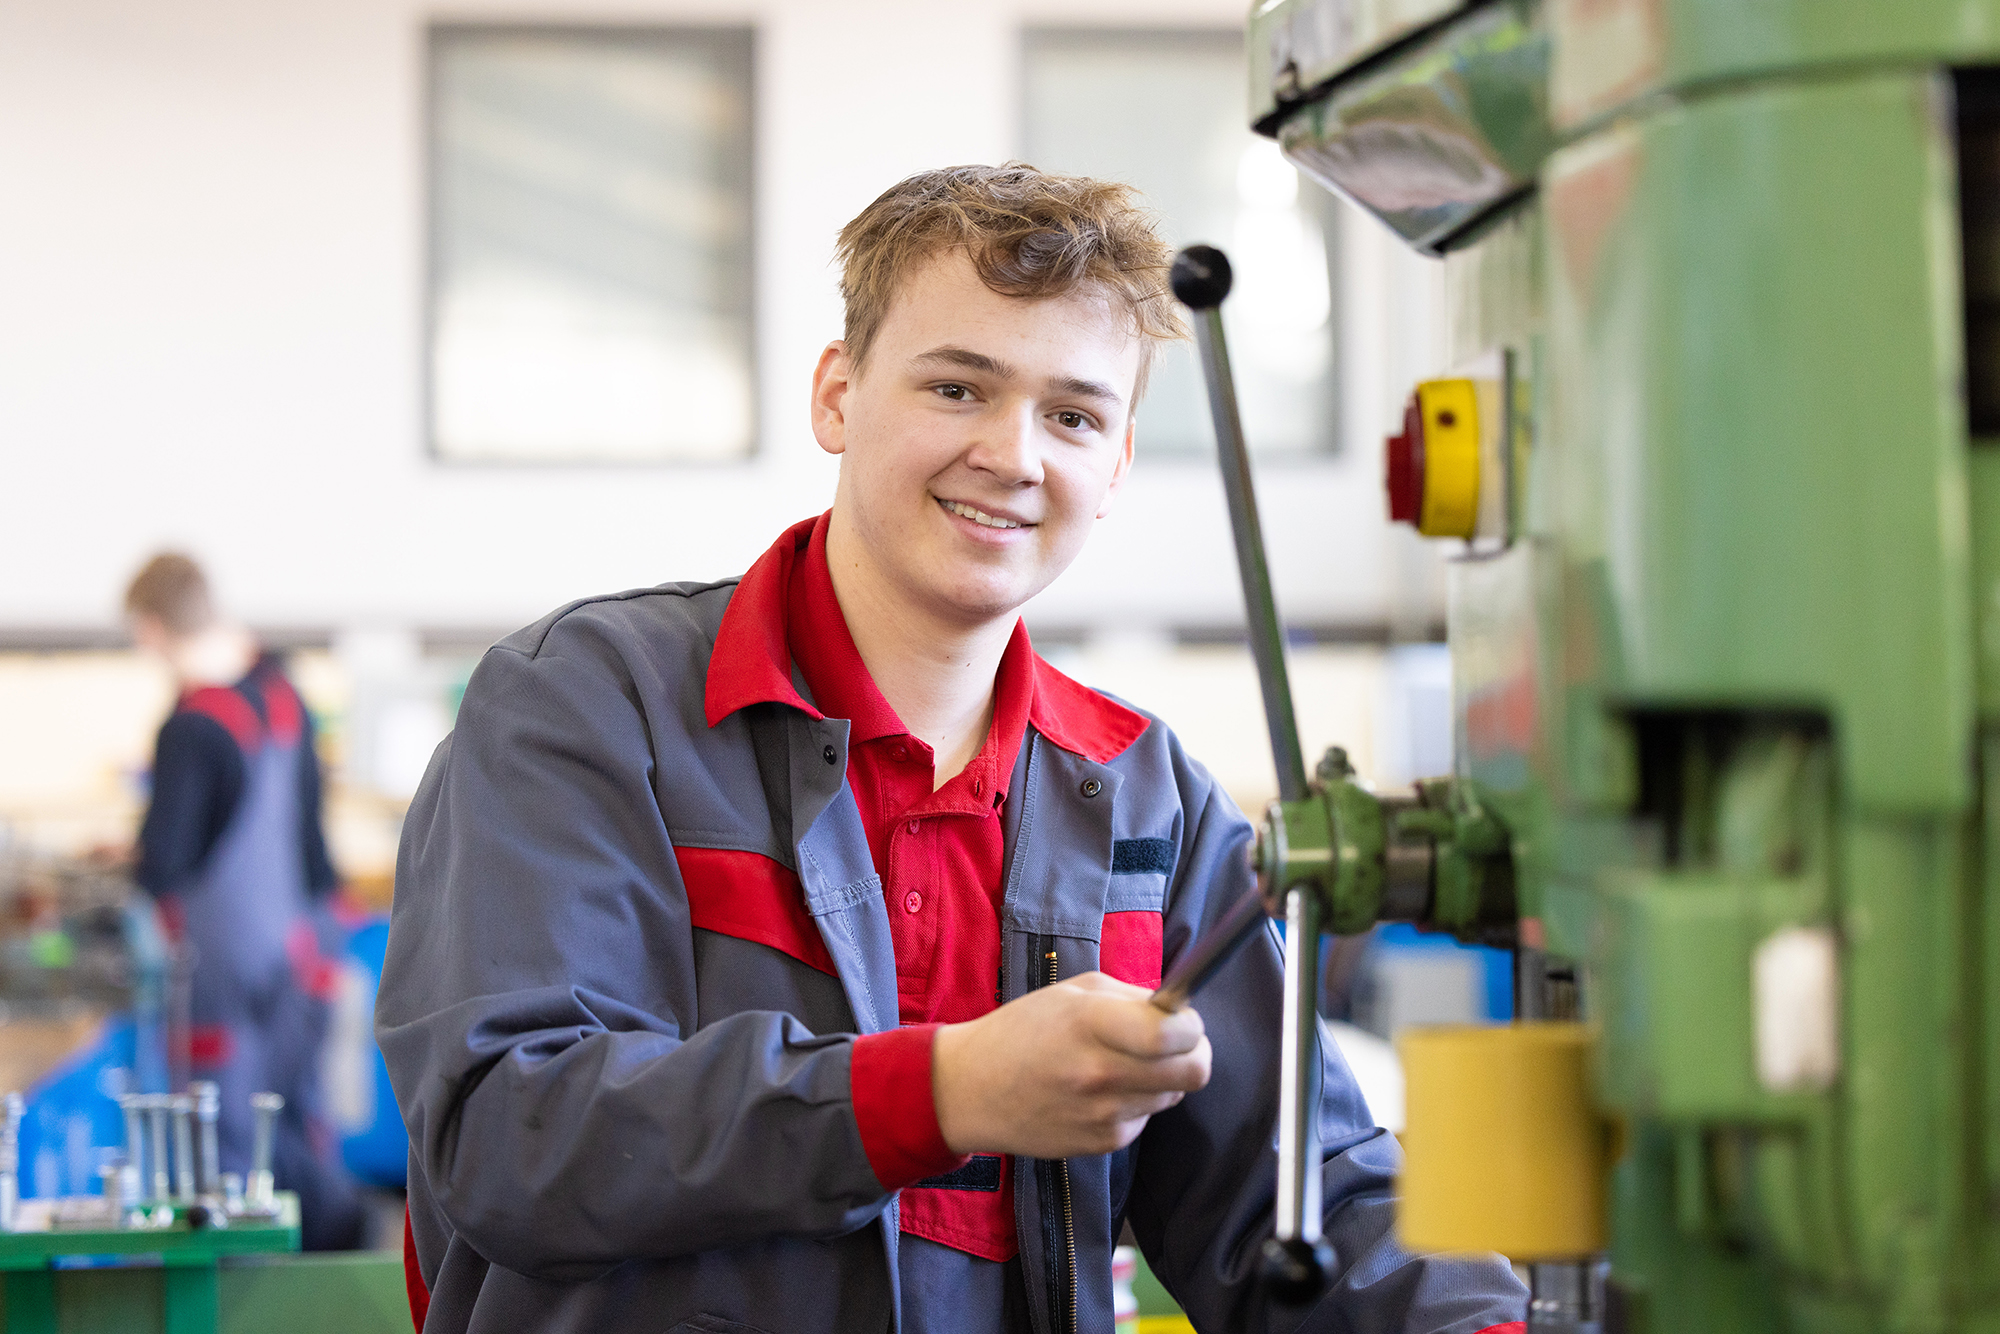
xmin=704 ymin=513 xmax=1150 ymax=765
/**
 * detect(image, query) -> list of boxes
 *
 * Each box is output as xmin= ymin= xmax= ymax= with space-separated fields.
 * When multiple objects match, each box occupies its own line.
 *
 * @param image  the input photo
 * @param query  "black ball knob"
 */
xmin=1260 ymin=1235 xmax=1333 ymax=1305
xmin=1170 ymin=245 xmax=1233 ymax=310
xmin=184 ymin=1203 xmax=213 ymax=1230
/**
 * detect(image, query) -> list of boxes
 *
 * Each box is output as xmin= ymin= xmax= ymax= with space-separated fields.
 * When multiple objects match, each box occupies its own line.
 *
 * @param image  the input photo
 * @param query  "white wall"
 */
xmin=0 ymin=0 xmax=1450 ymax=636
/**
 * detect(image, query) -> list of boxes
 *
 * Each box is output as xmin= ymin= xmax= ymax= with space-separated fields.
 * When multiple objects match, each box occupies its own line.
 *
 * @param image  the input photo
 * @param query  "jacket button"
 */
xmin=1080 ymin=778 xmax=1103 ymax=798
xmin=823 ymin=745 xmax=837 ymax=765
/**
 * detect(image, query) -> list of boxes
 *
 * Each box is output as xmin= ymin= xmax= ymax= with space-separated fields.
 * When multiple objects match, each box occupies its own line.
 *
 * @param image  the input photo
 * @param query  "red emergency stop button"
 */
xmin=1385 ymin=395 xmax=1425 ymax=524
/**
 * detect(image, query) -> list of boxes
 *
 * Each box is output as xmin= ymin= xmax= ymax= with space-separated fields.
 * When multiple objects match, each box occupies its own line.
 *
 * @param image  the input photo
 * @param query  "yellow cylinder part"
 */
xmin=1415 ymin=378 xmax=1480 ymax=538
xmin=1396 ymin=1022 xmax=1609 ymax=1260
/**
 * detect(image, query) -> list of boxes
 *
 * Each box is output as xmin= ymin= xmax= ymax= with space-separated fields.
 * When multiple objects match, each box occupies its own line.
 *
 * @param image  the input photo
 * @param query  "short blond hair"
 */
xmin=124 ymin=552 xmax=214 ymax=636
xmin=835 ymin=163 xmax=1185 ymax=401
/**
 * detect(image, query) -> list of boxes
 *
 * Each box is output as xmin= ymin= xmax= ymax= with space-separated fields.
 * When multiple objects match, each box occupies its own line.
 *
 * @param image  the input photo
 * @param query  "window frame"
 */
xmin=421 ymin=21 xmax=760 ymax=468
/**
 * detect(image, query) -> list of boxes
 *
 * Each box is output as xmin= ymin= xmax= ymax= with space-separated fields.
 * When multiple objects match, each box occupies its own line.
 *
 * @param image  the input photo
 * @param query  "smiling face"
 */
xmin=812 ymin=249 xmax=1140 ymax=634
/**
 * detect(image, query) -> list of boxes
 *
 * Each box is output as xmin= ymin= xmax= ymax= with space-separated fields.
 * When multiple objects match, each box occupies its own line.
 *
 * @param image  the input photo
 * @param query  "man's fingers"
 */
xmin=1088 ymin=994 xmax=1206 ymax=1059
xmin=1065 ymin=970 xmax=1150 ymax=999
xmin=1083 ymin=1040 xmax=1213 ymax=1098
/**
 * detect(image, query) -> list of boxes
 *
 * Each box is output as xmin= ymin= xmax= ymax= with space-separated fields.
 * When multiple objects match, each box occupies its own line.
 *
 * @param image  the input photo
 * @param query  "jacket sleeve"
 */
xmin=374 ymin=623 xmax=891 ymax=1282
xmin=135 ymin=712 xmax=243 ymax=896
xmin=1123 ymin=751 xmax=1527 ymax=1334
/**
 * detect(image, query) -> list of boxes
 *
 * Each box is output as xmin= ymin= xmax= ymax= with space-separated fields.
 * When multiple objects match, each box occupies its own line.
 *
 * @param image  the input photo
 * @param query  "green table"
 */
xmin=0 ymin=1197 xmax=298 ymax=1334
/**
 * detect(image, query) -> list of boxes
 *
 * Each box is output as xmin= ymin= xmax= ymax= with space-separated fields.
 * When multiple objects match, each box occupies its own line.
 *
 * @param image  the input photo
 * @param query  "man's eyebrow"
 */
xmin=911 ymin=346 xmax=1125 ymax=408
xmin=1047 ymin=375 xmax=1124 ymax=407
xmin=910 ymin=346 xmax=1018 ymax=380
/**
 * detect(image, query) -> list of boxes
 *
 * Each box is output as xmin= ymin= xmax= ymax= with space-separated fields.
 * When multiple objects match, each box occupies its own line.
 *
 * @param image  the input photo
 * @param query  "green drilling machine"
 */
xmin=1177 ymin=1 xmax=2000 ymax=1331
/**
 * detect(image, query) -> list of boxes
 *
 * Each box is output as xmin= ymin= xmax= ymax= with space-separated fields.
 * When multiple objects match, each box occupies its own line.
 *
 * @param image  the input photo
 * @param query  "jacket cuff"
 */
xmin=850 ymin=1024 xmax=966 ymax=1191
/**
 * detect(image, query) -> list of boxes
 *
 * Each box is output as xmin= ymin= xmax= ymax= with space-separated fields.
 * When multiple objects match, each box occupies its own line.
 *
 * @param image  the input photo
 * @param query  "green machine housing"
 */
xmin=1244 ymin=0 xmax=2000 ymax=1329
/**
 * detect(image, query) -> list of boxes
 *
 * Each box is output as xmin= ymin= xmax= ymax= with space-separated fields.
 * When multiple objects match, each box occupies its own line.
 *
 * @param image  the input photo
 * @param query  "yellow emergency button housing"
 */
xmin=1416 ymin=379 xmax=1479 ymax=538
xmin=1384 ymin=377 xmax=1482 ymax=540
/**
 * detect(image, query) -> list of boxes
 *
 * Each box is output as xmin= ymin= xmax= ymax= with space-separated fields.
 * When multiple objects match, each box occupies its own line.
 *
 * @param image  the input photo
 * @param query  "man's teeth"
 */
xmin=941 ymin=499 xmax=1023 ymax=529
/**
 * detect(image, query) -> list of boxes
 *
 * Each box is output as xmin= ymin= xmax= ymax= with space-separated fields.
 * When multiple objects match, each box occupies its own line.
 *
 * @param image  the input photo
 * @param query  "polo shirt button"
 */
xmin=904 ymin=890 xmax=923 ymax=914
xmin=906 ymin=820 xmax=920 ymax=835
xmin=893 ymin=744 xmax=908 ymax=761
xmin=823 ymin=745 xmax=838 ymax=765
xmin=1080 ymin=778 xmax=1103 ymax=798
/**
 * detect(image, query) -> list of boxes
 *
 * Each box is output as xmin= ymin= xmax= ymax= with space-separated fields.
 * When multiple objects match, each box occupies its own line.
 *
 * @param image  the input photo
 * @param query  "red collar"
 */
xmin=704 ymin=514 xmax=1149 ymax=767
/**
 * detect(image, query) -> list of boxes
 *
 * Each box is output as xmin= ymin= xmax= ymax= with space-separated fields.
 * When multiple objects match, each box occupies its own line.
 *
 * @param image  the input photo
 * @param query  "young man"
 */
xmin=126 ymin=552 xmax=364 ymax=1251
xmin=379 ymin=166 xmax=1526 ymax=1333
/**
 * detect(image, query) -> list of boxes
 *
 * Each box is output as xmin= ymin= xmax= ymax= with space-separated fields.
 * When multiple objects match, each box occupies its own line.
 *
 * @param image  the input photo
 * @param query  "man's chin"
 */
xmin=918 ymin=574 xmax=1039 ymax=630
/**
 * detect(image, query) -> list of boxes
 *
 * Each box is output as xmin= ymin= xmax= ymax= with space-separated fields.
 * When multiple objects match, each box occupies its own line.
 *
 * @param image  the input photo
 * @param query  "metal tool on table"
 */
xmin=191 ymin=1080 xmax=220 ymax=1198
xmin=145 ymin=1095 xmax=171 ymax=1205
xmin=169 ymin=1095 xmax=196 ymax=1203
xmin=247 ymin=1091 xmax=282 ymax=1215
xmin=0 ymin=1093 xmax=23 ymax=1233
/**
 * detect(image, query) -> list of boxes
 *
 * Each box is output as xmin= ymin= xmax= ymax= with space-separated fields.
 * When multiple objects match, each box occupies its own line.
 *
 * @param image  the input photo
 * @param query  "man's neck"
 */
xmin=823 ymin=522 xmax=1014 ymax=790
xmin=172 ymin=624 xmax=259 ymax=689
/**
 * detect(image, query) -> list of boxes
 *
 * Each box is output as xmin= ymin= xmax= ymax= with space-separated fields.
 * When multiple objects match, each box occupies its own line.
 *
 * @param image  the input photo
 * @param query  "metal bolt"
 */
xmin=169 ymin=1095 xmax=196 ymax=1202
xmin=117 ymin=1093 xmax=148 ymax=1212
xmin=221 ymin=1172 xmax=244 ymax=1215
xmin=190 ymin=1081 xmax=220 ymax=1197
xmin=247 ymin=1092 xmax=283 ymax=1211
xmin=0 ymin=1091 xmax=22 ymax=1231
xmin=145 ymin=1096 xmax=170 ymax=1203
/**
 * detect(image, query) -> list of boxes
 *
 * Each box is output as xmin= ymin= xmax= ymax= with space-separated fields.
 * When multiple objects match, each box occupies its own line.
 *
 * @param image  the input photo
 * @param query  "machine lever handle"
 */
xmin=1170 ymin=244 xmax=1310 ymax=805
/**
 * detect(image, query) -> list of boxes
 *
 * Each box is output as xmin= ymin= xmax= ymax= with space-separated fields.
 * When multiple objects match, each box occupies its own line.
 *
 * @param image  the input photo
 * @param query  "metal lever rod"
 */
xmin=1168 ymin=244 xmax=1331 ymax=1302
xmin=1171 ymin=245 xmax=1310 ymax=805
xmin=1272 ymin=885 xmax=1324 ymax=1249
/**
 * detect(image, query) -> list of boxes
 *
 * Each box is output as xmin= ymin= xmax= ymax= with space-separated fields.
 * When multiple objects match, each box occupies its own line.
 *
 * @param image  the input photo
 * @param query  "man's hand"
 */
xmin=932 ymin=972 xmax=1212 ymax=1158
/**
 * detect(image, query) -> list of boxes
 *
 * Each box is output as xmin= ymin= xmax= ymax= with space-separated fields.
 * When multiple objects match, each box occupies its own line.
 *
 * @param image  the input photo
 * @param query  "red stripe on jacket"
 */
xmin=673 ymin=846 xmax=836 ymax=976
xmin=260 ymin=674 xmax=304 ymax=746
xmin=178 ymin=685 xmax=263 ymax=751
xmin=404 ymin=1209 xmax=430 ymax=1330
xmin=1100 ymin=911 xmax=1164 ymax=991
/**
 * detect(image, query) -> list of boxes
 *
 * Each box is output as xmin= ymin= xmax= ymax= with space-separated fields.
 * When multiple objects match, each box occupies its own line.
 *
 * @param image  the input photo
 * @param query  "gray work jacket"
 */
xmin=376 ymin=575 xmax=1526 ymax=1334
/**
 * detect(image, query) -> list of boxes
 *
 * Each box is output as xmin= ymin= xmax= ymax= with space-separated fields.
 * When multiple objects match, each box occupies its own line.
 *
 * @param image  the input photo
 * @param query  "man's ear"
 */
xmin=811 ymin=341 xmax=853 ymax=457
xmin=1096 ymin=415 xmax=1138 ymax=519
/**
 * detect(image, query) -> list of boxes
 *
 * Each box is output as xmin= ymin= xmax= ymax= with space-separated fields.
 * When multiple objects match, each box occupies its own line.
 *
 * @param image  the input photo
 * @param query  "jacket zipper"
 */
xmin=1033 ymin=936 xmax=1077 ymax=1334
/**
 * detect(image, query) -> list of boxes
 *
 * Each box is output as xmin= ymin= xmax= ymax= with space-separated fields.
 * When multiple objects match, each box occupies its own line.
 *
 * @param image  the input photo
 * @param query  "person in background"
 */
xmin=125 ymin=551 xmax=364 ymax=1251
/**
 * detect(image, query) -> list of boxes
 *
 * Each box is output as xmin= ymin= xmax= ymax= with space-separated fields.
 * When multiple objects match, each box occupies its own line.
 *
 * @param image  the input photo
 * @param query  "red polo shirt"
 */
xmin=702 ymin=513 xmax=1151 ymax=1263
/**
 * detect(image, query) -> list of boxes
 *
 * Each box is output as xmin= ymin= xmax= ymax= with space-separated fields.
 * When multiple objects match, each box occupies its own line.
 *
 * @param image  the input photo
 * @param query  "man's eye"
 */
xmin=936 ymin=384 xmax=971 ymax=401
xmin=1055 ymin=411 xmax=1090 ymax=430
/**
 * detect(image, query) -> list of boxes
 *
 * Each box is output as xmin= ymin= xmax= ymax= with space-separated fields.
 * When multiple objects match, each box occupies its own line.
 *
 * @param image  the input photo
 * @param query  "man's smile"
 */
xmin=936 ymin=497 xmax=1034 ymax=530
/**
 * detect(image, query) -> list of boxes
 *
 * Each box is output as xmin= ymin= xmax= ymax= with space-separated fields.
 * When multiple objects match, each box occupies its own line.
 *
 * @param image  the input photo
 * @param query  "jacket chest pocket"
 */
xmin=1100 ymin=838 xmax=1172 ymax=991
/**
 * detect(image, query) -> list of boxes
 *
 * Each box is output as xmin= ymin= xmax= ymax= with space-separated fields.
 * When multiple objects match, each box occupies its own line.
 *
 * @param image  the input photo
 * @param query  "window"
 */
xmin=1024 ymin=29 xmax=1341 ymax=457
xmin=427 ymin=26 xmax=755 ymax=463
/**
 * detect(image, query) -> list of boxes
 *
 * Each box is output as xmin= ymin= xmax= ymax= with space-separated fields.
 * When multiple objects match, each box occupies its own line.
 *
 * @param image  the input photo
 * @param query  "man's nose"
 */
xmin=967 ymin=403 xmax=1045 ymax=485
